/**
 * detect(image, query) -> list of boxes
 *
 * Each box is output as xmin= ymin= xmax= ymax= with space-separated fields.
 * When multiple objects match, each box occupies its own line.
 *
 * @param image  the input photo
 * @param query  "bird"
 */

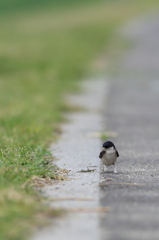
xmin=99 ymin=141 xmax=119 ymax=173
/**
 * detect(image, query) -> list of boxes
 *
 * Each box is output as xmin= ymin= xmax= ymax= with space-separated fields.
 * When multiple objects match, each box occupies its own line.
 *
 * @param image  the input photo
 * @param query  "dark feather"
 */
xmin=116 ymin=150 xmax=119 ymax=157
xmin=99 ymin=150 xmax=106 ymax=158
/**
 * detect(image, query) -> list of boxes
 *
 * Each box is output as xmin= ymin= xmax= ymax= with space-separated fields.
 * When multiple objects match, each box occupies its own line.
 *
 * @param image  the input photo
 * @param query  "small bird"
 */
xmin=99 ymin=141 xmax=119 ymax=173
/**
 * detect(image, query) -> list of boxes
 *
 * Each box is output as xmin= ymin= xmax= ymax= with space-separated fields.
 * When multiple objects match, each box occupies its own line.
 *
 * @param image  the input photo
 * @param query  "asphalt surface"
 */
xmin=100 ymin=13 xmax=159 ymax=240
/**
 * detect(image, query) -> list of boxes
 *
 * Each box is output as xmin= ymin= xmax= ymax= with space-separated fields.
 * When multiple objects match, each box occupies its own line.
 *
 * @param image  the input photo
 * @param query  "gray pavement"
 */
xmin=100 ymin=13 xmax=159 ymax=240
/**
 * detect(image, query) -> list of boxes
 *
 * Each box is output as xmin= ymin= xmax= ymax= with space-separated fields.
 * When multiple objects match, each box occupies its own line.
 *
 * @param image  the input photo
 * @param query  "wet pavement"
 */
xmin=100 ymin=12 xmax=159 ymax=240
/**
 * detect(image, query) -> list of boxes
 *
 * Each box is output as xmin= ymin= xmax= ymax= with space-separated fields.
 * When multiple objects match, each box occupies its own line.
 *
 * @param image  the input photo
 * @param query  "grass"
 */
xmin=0 ymin=0 xmax=159 ymax=239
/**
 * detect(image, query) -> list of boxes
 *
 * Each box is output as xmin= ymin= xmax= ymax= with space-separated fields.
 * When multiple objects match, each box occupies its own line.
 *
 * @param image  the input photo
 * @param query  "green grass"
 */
xmin=0 ymin=0 xmax=159 ymax=239
xmin=0 ymin=0 xmax=104 ymax=14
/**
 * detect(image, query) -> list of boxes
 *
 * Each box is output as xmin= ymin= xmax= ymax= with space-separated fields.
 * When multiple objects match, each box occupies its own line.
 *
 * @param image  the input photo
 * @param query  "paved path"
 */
xmin=100 ymin=13 xmax=159 ymax=240
xmin=31 ymin=79 xmax=108 ymax=240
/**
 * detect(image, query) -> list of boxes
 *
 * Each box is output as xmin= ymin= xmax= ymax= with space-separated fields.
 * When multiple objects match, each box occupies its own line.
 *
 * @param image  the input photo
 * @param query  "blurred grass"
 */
xmin=0 ymin=0 xmax=101 ymax=14
xmin=0 ymin=0 xmax=159 ymax=239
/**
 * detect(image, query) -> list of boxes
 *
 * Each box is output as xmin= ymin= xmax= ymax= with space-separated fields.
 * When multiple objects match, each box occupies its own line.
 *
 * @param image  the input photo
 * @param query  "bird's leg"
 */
xmin=104 ymin=166 xmax=108 ymax=172
xmin=101 ymin=163 xmax=104 ymax=173
xmin=101 ymin=161 xmax=105 ymax=173
xmin=113 ymin=163 xmax=117 ymax=173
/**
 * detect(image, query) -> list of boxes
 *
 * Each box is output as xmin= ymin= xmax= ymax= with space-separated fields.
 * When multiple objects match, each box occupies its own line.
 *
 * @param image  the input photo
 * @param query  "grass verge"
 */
xmin=0 ymin=0 xmax=159 ymax=239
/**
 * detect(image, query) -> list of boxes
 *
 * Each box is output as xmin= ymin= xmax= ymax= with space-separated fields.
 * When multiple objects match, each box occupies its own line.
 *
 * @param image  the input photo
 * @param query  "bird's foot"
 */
xmin=101 ymin=166 xmax=107 ymax=173
xmin=113 ymin=165 xmax=117 ymax=173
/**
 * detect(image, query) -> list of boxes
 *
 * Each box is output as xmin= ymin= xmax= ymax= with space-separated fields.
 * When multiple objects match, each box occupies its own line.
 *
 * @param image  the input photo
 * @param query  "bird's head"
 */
xmin=103 ymin=141 xmax=115 ymax=150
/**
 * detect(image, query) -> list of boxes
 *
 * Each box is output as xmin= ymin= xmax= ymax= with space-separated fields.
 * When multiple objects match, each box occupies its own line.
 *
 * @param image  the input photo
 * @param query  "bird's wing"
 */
xmin=115 ymin=149 xmax=119 ymax=157
xmin=99 ymin=150 xmax=106 ymax=158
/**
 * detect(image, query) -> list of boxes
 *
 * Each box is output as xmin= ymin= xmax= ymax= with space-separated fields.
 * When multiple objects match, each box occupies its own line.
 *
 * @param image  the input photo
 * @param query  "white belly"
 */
xmin=102 ymin=151 xmax=117 ymax=166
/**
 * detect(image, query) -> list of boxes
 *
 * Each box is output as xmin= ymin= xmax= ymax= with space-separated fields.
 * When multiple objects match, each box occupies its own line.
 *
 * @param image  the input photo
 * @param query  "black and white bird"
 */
xmin=99 ymin=141 xmax=119 ymax=173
